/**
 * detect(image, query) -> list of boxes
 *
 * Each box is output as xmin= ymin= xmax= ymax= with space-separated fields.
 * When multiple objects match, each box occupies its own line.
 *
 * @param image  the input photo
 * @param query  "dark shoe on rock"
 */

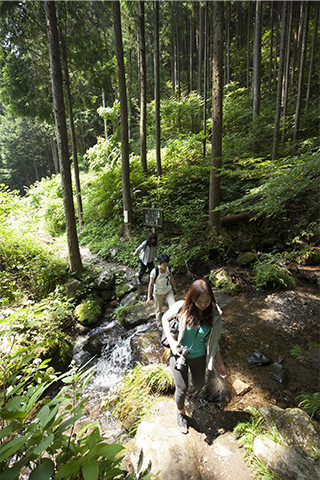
xmin=177 ymin=412 xmax=188 ymax=434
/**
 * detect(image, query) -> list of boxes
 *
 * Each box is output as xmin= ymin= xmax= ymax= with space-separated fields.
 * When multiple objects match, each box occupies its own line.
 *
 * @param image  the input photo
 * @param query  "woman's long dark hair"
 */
xmin=181 ymin=279 xmax=217 ymax=328
xmin=147 ymin=232 xmax=157 ymax=247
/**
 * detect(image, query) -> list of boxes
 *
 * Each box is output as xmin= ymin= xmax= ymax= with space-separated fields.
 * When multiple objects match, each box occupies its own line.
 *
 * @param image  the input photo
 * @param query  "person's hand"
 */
xmin=218 ymin=363 xmax=227 ymax=378
xmin=170 ymin=340 xmax=180 ymax=356
xmin=133 ymin=251 xmax=137 ymax=256
xmin=146 ymin=298 xmax=151 ymax=306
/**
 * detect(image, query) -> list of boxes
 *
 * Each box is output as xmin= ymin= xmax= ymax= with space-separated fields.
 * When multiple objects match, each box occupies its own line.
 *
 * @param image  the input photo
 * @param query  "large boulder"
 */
xmin=253 ymin=436 xmax=320 ymax=480
xmin=259 ymin=406 xmax=320 ymax=457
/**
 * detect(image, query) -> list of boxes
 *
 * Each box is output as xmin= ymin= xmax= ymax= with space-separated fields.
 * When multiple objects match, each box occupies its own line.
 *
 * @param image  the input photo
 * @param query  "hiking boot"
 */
xmin=177 ymin=412 xmax=188 ymax=434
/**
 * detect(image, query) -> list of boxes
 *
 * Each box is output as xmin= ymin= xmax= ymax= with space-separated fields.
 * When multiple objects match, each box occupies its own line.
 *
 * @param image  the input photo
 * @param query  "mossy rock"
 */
xmin=209 ymin=269 xmax=242 ymax=296
xmin=75 ymin=296 xmax=102 ymax=327
xmin=115 ymin=281 xmax=134 ymax=299
xmin=236 ymin=252 xmax=257 ymax=267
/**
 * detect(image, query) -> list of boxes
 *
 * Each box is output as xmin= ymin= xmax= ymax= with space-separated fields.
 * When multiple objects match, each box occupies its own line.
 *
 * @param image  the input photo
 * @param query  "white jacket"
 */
xmin=163 ymin=299 xmax=223 ymax=371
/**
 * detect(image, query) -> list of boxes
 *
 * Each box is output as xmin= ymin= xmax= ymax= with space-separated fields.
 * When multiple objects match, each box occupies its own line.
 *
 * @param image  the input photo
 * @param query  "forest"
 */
xmin=0 ymin=1 xmax=319 ymax=479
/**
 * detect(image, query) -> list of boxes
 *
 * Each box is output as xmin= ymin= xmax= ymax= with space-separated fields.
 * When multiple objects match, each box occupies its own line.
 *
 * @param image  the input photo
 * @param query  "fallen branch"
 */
xmin=221 ymin=211 xmax=257 ymax=226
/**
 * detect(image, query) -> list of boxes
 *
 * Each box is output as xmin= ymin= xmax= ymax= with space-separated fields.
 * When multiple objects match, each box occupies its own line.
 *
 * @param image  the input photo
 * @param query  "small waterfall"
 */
xmin=86 ymin=336 xmax=133 ymax=395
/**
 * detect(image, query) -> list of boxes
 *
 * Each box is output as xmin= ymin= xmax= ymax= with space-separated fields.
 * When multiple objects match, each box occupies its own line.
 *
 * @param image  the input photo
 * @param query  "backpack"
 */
xmin=154 ymin=265 xmax=172 ymax=285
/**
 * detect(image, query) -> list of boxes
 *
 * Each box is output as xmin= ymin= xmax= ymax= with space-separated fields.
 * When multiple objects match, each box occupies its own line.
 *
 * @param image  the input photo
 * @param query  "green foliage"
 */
xmin=25 ymin=175 xmax=66 ymax=236
xmin=147 ymin=93 xmax=203 ymax=141
xmin=75 ymin=296 xmax=102 ymax=327
xmin=290 ymin=345 xmax=307 ymax=362
xmin=84 ymin=136 xmax=121 ymax=170
xmin=234 ymin=408 xmax=283 ymax=480
xmin=0 ymin=184 xmax=21 ymax=223
xmin=253 ymin=254 xmax=295 ymax=290
xmin=1 ymin=292 xmax=75 ymax=372
xmin=0 ymin=114 xmax=54 ymax=192
xmin=0 ymin=356 xmax=126 ymax=480
xmin=207 ymin=233 xmax=234 ymax=262
xmin=0 ymin=224 xmax=67 ymax=305
xmin=109 ymin=363 xmax=174 ymax=436
xmin=297 ymin=392 xmax=320 ymax=419
xmin=220 ymin=152 xmax=320 ymax=220
xmin=97 ymin=100 xmax=120 ymax=139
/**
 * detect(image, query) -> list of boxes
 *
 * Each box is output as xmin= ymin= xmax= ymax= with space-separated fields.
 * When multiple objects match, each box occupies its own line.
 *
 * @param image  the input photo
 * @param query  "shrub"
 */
xmin=0 ymin=292 xmax=75 ymax=373
xmin=0 ymin=356 xmax=127 ymax=480
xmin=253 ymin=263 xmax=295 ymax=290
xmin=0 ymin=227 xmax=67 ymax=303
xmin=43 ymin=196 xmax=66 ymax=236
xmin=297 ymin=392 xmax=320 ymax=419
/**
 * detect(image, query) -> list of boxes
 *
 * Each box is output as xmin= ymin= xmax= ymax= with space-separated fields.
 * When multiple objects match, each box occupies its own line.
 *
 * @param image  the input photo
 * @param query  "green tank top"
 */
xmin=181 ymin=324 xmax=211 ymax=359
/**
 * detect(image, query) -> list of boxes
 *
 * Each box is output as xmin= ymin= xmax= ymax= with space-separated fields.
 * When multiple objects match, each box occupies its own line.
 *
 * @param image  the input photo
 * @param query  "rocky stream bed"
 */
xmin=75 ymin=248 xmax=320 ymax=479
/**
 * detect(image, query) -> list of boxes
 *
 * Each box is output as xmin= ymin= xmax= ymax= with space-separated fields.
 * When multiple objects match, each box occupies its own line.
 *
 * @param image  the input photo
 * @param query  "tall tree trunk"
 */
xmin=197 ymin=1 xmax=203 ymax=97
xmin=273 ymin=2 xmax=280 ymax=86
xmin=293 ymin=1 xmax=310 ymax=142
xmin=50 ymin=137 xmax=59 ymax=173
xmin=272 ymin=2 xmax=288 ymax=160
xmin=138 ymin=0 xmax=147 ymax=173
xmin=226 ymin=1 xmax=230 ymax=85
xmin=189 ymin=6 xmax=194 ymax=92
xmin=44 ymin=1 xmax=82 ymax=273
xmin=305 ymin=2 xmax=319 ymax=113
xmin=252 ymin=0 xmax=262 ymax=119
xmin=268 ymin=1 xmax=274 ymax=94
xmin=154 ymin=0 xmax=161 ymax=177
xmin=176 ymin=22 xmax=181 ymax=100
xmin=60 ymin=35 xmax=84 ymax=231
xmin=113 ymin=0 xmax=133 ymax=236
xmin=102 ymin=88 xmax=108 ymax=140
xmin=290 ymin=1 xmax=304 ymax=90
xmin=281 ymin=1 xmax=293 ymax=144
xmin=209 ymin=1 xmax=223 ymax=234
xmin=246 ymin=1 xmax=252 ymax=95
xmin=203 ymin=1 xmax=208 ymax=158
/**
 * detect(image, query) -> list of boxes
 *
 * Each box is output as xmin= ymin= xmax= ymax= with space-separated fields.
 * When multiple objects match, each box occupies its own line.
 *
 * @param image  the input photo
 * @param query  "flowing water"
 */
xmin=71 ymin=268 xmax=319 ymax=443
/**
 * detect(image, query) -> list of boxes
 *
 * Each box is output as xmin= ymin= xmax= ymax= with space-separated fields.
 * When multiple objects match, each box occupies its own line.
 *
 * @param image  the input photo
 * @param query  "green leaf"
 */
xmin=0 ymin=423 xmax=19 ymax=439
xmin=0 ymin=409 xmax=26 ymax=420
xmin=55 ymin=459 xmax=80 ymax=479
xmin=82 ymin=457 xmax=99 ymax=480
xmin=36 ymin=405 xmax=50 ymax=428
xmin=0 ymin=435 xmax=29 ymax=462
xmin=53 ymin=413 xmax=83 ymax=434
xmin=37 ymin=404 xmax=59 ymax=429
xmin=32 ymin=433 xmax=54 ymax=455
xmin=4 ymin=396 xmax=23 ymax=411
xmin=91 ymin=443 xmax=124 ymax=459
xmin=29 ymin=458 xmax=54 ymax=480
xmin=0 ymin=463 xmax=21 ymax=480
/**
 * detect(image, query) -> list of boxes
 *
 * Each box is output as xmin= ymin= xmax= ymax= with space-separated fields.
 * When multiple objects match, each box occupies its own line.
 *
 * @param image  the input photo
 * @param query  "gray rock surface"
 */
xmin=131 ymin=397 xmax=255 ymax=480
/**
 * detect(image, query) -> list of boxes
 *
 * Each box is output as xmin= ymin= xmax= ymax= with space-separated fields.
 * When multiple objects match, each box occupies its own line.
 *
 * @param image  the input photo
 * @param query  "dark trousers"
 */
xmin=170 ymin=354 xmax=206 ymax=411
xmin=138 ymin=260 xmax=155 ymax=282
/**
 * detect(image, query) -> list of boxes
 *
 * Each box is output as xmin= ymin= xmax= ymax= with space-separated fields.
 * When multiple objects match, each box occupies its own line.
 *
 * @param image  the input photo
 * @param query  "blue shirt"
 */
xmin=181 ymin=324 xmax=211 ymax=359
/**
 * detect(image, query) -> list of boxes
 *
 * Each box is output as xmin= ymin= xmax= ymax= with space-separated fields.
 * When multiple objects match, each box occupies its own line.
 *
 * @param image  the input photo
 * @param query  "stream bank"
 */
xmin=74 ymin=247 xmax=319 ymax=478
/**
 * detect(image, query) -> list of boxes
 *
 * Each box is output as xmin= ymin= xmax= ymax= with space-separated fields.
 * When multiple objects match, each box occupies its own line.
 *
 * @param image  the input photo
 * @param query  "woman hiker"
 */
xmin=132 ymin=232 xmax=158 ymax=284
xmin=161 ymin=278 xmax=227 ymax=434
xmin=146 ymin=254 xmax=177 ymax=322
